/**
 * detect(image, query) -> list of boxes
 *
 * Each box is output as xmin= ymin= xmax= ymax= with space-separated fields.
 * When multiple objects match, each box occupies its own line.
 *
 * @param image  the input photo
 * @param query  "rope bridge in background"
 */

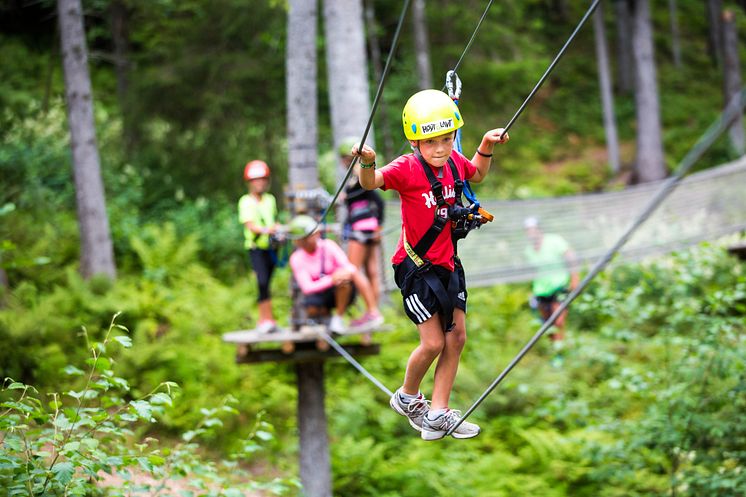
xmin=381 ymin=155 xmax=746 ymax=289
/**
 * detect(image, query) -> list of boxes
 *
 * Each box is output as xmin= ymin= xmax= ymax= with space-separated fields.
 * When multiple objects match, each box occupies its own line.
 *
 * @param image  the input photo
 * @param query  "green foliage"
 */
xmin=320 ymin=244 xmax=746 ymax=497
xmin=2 ymin=2 xmax=746 ymax=494
xmin=0 ymin=314 xmax=297 ymax=496
xmin=572 ymin=245 xmax=746 ymax=496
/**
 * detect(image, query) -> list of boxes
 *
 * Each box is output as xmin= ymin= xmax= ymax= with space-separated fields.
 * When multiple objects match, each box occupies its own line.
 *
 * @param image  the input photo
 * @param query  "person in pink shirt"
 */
xmin=337 ymin=137 xmax=385 ymax=308
xmin=288 ymin=215 xmax=383 ymax=333
xmin=352 ymin=89 xmax=509 ymax=441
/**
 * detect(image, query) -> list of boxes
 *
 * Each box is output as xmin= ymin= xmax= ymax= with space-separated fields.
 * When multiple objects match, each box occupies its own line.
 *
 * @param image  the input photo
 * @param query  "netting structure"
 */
xmin=380 ymin=156 xmax=746 ymax=289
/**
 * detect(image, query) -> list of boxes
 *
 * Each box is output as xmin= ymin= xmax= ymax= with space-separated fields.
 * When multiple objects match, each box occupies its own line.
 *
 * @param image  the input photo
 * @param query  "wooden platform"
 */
xmin=728 ymin=242 xmax=746 ymax=260
xmin=222 ymin=324 xmax=391 ymax=345
xmin=222 ymin=324 xmax=392 ymax=364
xmin=236 ymin=341 xmax=381 ymax=364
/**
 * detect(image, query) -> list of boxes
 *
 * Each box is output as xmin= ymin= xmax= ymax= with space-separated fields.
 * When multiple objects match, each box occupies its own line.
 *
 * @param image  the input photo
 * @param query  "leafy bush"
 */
xmin=0 ymin=314 xmax=298 ymax=496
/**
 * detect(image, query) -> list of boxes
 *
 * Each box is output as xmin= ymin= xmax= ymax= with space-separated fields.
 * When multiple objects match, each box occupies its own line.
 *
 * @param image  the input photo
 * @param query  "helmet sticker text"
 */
xmin=420 ymin=118 xmax=454 ymax=136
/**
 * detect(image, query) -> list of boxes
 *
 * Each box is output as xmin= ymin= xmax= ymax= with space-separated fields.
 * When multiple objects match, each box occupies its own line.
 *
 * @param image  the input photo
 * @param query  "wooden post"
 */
xmin=722 ymin=10 xmax=745 ymax=156
xmin=296 ymin=362 xmax=332 ymax=497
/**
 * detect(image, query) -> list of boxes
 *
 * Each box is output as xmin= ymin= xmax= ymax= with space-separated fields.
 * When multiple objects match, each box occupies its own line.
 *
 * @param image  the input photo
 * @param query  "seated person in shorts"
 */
xmin=288 ymin=215 xmax=383 ymax=333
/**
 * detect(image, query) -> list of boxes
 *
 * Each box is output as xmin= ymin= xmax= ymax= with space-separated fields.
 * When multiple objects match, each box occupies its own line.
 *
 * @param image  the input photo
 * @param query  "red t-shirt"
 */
xmin=380 ymin=151 xmax=476 ymax=270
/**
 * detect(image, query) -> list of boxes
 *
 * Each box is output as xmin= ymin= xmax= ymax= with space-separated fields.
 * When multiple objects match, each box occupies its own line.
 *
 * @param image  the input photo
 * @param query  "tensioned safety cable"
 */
xmin=447 ymin=0 xmax=495 ymax=80
xmin=499 ymin=0 xmax=600 ymax=138
xmin=396 ymin=0 xmax=601 ymax=157
xmin=391 ymin=0 xmax=497 ymax=157
xmin=446 ymin=89 xmax=746 ymax=436
xmin=317 ymin=331 xmax=394 ymax=397
xmin=311 ymin=0 xmax=412 ymax=234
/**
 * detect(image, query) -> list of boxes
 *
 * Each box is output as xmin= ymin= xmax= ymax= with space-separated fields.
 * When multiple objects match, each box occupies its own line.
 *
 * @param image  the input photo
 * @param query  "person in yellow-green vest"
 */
xmin=238 ymin=160 xmax=281 ymax=334
xmin=523 ymin=216 xmax=579 ymax=363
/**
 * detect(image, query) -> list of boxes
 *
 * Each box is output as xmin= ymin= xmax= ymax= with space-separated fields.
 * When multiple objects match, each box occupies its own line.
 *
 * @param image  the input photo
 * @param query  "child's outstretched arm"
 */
xmin=351 ymin=143 xmax=385 ymax=190
xmin=470 ymin=128 xmax=509 ymax=183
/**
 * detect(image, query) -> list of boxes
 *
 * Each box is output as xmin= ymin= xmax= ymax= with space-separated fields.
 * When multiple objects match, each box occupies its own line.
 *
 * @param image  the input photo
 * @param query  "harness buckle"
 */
xmin=415 ymin=259 xmax=433 ymax=275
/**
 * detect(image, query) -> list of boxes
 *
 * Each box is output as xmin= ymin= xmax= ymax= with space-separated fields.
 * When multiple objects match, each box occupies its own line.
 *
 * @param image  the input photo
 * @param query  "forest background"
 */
xmin=0 ymin=0 xmax=745 ymax=496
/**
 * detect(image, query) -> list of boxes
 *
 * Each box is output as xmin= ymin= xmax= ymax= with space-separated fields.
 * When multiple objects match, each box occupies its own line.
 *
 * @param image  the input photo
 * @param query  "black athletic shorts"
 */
xmin=535 ymin=287 xmax=569 ymax=305
xmin=393 ymin=257 xmax=467 ymax=328
xmin=346 ymin=229 xmax=380 ymax=246
xmin=304 ymin=285 xmax=356 ymax=310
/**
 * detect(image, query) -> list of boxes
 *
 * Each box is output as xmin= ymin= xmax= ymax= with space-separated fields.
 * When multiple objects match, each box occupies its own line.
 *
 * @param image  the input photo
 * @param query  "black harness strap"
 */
xmin=412 ymin=152 xmax=449 ymax=258
xmin=407 ymin=152 xmax=467 ymax=331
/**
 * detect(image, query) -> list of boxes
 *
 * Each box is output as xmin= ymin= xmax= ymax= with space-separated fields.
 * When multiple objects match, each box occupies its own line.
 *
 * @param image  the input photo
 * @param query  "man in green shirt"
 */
xmin=238 ymin=160 xmax=281 ymax=334
xmin=523 ymin=217 xmax=579 ymax=353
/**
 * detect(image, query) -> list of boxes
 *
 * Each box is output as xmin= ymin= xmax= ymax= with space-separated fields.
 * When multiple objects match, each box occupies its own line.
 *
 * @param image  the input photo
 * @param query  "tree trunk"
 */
xmin=287 ymin=0 xmax=319 ymax=191
xmin=57 ymin=0 xmax=117 ymax=280
xmin=722 ymin=10 xmax=745 ymax=155
xmin=551 ymin=0 xmax=570 ymax=21
xmin=364 ymin=0 xmax=394 ymax=160
xmin=668 ymin=0 xmax=682 ymax=68
xmin=109 ymin=0 xmax=137 ymax=153
xmin=297 ymin=362 xmax=332 ymax=497
xmin=631 ymin=0 xmax=666 ymax=183
xmin=613 ymin=0 xmax=634 ymax=94
xmin=706 ymin=0 xmax=724 ymax=66
xmin=593 ymin=3 xmax=621 ymax=175
xmin=323 ymin=0 xmax=374 ymax=166
xmin=411 ymin=0 xmax=432 ymax=90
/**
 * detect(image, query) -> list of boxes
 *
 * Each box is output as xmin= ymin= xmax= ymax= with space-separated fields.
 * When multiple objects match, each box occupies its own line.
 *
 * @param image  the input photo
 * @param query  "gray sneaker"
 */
xmin=421 ymin=409 xmax=480 ymax=441
xmin=389 ymin=388 xmax=429 ymax=432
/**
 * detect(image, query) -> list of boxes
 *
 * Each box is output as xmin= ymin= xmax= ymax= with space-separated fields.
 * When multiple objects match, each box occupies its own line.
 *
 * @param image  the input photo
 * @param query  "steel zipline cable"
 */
xmin=448 ymin=0 xmax=495 ymax=79
xmin=446 ymin=89 xmax=746 ymax=436
xmin=311 ymin=0 xmax=412 ymax=234
xmin=499 ymin=0 xmax=600 ymax=138
xmin=318 ymin=331 xmax=394 ymax=397
xmin=307 ymin=0 xmax=601 ymax=397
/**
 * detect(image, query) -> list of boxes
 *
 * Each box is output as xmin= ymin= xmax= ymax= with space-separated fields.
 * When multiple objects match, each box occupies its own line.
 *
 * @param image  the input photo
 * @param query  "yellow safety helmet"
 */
xmin=402 ymin=89 xmax=464 ymax=141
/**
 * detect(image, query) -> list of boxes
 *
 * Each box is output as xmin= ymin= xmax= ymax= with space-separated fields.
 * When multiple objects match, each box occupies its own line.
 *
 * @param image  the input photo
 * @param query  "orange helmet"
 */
xmin=243 ymin=160 xmax=270 ymax=181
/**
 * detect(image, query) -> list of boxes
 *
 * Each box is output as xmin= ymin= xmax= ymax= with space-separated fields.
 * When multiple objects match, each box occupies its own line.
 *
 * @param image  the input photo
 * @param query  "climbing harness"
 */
xmin=397 ymin=151 xmax=472 ymax=331
xmin=446 ymin=88 xmax=746 ymax=435
xmin=303 ymin=0 xmax=617 ymax=403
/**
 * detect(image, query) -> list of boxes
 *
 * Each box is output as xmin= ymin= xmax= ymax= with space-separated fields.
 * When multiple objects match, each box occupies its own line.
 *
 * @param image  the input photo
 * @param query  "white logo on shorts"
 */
xmin=405 ymin=294 xmax=431 ymax=323
xmin=457 ymin=291 xmax=466 ymax=301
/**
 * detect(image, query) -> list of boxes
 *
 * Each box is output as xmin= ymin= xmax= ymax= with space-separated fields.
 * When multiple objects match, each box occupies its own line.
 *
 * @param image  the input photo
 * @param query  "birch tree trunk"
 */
xmin=593 ymin=4 xmax=621 ymax=174
xmin=323 ymin=0 xmax=374 ymax=164
xmin=287 ymin=0 xmax=319 ymax=191
xmin=58 ymin=0 xmax=116 ymax=280
xmin=631 ymin=0 xmax=666 ymax=183
xmin=411 ymin=0 xmax=432 ymax=90
xmin=364 ymin=0 xmax=394 ymax=159
xmin=287 ymin=5 xmax=330 ymax=494
xmin=668 ymin=0 xmax=682 ymax=68
xmin=613 ymin=0 xmax=634 ymax=94
xmin=722 ymin=10 xmax=745 ymax=155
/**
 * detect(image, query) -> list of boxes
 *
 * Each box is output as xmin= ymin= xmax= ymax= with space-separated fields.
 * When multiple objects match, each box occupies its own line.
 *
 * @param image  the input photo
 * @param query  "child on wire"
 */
xmin=353 ymin=89 xmax=509 ymax=440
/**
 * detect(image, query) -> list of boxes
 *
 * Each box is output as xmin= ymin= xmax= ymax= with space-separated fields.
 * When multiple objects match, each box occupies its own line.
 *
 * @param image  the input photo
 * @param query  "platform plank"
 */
xmin=236 ymin=342 xmax=381 ymax=364
xmin=223 ymin=327 xmax=322 ymax=344
xmin=728 ymin=242 xmax=746 ymax=260
xmin=222 ymin=324 xmax=393 ymax=345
